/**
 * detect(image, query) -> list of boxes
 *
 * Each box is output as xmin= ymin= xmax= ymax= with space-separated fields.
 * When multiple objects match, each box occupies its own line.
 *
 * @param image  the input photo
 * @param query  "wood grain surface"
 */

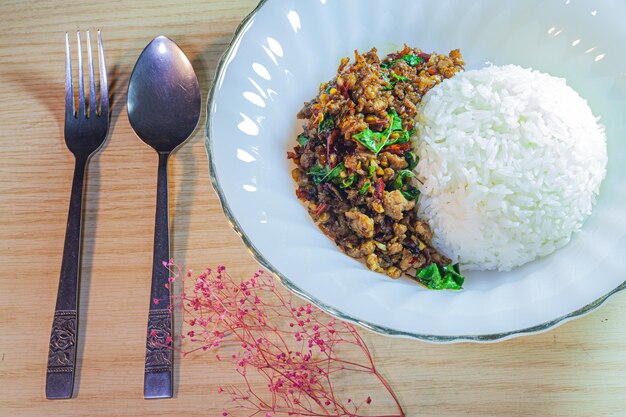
xmin=1 ymin=1 xmax=625 ymax=416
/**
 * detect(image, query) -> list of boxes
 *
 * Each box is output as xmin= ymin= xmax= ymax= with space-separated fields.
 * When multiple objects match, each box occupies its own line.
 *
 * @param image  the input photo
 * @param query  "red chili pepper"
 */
xmin=327 ymin=130 xmax=340 ymax=168
xmin=374 ymin=178 xmax=385 ymax=199
xmin=338 ymin=82 xmax=350 ymax=99
xmin=295 ymin=189 xmax=309 ymax=201
xmin=418 ymin=53 xmax=431 ymax=62
xmin=384 ymin=143 xmax=410 ymax=154
xmin=315 ymin=203 xmax=328 ymax=216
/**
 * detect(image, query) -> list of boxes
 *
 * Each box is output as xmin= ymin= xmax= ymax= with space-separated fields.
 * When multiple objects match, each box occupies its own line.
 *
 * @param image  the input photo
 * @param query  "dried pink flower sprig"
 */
xmin=153 ymin=262 xmax=405 ymax=417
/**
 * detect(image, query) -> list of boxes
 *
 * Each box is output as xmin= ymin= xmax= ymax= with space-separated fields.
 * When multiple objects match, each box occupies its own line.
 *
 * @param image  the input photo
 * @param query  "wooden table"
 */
xmin=1 ymin=1 xmax=625 ymax=416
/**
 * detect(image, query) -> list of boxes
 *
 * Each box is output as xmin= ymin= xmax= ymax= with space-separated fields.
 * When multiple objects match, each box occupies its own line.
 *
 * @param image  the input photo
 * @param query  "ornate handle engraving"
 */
xmin=145 ymin=308 xmax=172 ymax=373
xmin=47 ymin=310 xmax=77 ymax=374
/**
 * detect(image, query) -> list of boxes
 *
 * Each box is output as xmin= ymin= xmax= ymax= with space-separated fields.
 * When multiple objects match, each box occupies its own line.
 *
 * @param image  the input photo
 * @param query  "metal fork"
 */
xmin=46 ymin=30 xmax=109 ymax=400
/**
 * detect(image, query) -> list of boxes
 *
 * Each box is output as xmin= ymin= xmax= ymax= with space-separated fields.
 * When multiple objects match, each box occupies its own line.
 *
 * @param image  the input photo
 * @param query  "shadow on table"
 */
xmin=73 ymin=63 xmax=127 ymax=397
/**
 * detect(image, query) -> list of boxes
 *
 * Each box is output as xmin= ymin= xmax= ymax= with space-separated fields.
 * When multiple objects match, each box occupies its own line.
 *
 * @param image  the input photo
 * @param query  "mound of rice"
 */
xmin=414 ymin=65 xmax=607 ymax=271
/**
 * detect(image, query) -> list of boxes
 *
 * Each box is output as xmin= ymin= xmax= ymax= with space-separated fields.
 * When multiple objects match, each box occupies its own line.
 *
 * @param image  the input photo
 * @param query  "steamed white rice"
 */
xmin=414 ymin=65 xmax=607 ymax=271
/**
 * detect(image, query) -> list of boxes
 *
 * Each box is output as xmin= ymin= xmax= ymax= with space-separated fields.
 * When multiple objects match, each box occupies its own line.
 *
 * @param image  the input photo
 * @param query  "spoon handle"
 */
xmin=46 ymin=156 xmax=87 ymax=399
xmin=144 ymin=152 xmax=173 ymax=399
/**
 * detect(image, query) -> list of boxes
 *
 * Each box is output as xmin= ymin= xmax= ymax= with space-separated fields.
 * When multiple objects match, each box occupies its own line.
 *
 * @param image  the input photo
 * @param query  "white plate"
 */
xmin=206 ymin=0 xmax=626 ymax=342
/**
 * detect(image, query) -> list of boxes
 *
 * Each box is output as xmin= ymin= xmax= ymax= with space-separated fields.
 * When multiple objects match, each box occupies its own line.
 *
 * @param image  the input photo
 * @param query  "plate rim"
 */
xmin=204 ymin=0 xmax=626 ymax=343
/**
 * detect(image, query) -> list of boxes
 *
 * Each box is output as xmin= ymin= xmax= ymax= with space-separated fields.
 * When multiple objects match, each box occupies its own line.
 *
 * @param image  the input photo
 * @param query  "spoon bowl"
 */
xmin=128 ymin=36 xmax=201 ymax=152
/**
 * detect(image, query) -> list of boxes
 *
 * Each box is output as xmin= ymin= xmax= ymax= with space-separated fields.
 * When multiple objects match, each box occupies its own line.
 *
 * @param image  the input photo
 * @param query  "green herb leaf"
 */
xmin=400 ymin=186 xmax=420 ymax=201
xmin=381 ymin=71 xmax=411 ymax=90
xmin=306 ymin=164 xmax=329 ymax=185
xmin=319 ymin=114 xmax=335 ymax=135
xmin=381 ymin=54 xmax=423 ymax=69
xmin=405 ymin=151 xmax=418 ymax=170
xmin=391 ymin=72 xmax=411 ymax=83
xmin=352 ymin=129 xmax=386 ymax=153
xmin=416 ymin=263 xmax=464 ymax=290
xmin=392 ymin=170 xmax=419 ymax=201
xmin=368 ymin=164 xmax=376 ymax=178
xmin=354 ymin=110 xmax=408 ymax=154
xmin=388 ymin=109 xmax=403 ymax=131
xmin=325 ymin=162 xmax=345 ymax=182
xmin=380 ymin=71 xmax=394 ymax=90
xmin=401 ymin=54 xmax=423 ymax=67
xmin=398 ymin=130 xmax=411 ymax=144
xmin=381 ymin=110 xmax=411 ymax=148
xmin=340 ymin=174 xmax=356 ymax=189
xmin=393 ymin=169 xmax=415 ymax=190
xmin=384 ymin=130 xmax=411 ymax=147
xmin=441 ymin=264 xmax=464 ymax=287
xmin=358 ymin=181 xmax=371 ymax=195
xmin=416 ymin=263 xmax=440 ymax=283
xmin=297 ymin=133 xmax=310 ymax=147
xmin=306 ymin=162 xmax=345 ymax=185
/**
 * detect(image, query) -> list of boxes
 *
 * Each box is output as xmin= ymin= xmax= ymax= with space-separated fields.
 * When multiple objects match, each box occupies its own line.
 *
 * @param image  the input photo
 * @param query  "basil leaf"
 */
xmin=325 ymin=162 xmax=345 ymax=182
xmin=388 ymin=109 xmax=403 ymax=131
xmin=381 ymin=54 xmax=423 ymax=69
xmin=353 ymin=129 xmax=385 ymax=153
xmin=380 ymin=71 xmax=394 ymax=90
xmin=306 ymin=162 xmax=345 ymax=185
xmin=437 ymin=274 xmax=463 ymax=290
xmin=392 ymin=170 xmax=419 ymax=201
xmin=353 ymin=110 xmax=409 ymax=154
xmin=391 ymin=72 xmax=411 ymax=83
xmin=400 ymin=186 xmax=420 ymax=201
xmin=416 ymin=263 xmax=464 ymax=290
xmin=384 ymin=130 xmax=411 ymax=147
xmin=405 ymin=151 xmax=418 ymax=170
xmin=297 ymin=133 xmax=310 ymax=147
xmin=380 ymin=110 xmax=409 ymax=148
xmin=401 ymin=54 xmax=423 ymax=67
xmin=416 ymin=263 xmax=440 ymax=283
xmin=319 ymin=114 xmax=335 ymax=135
xmin=393 ymin=169 xmax=415 ymax=190
xmin=358 ymin=181 xmax=371 ymax=195
xmin=441 ymin=264 xmax=464 ymax=287
xmin=306 ymin=164 xmax=329 ymax=185
xmin=398 ymin=130 xmax=411 ymax=144
xmin=381 ymin=72 xmax=411 ymax=90
xmin=340 ymin=174 xmax=356 ymax=189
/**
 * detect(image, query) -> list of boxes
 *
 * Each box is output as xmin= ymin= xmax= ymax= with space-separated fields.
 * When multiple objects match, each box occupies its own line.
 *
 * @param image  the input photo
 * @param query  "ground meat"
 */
xmin=414 ymin=220 xmax=433 ymax=242
xmin=288 ymin=45 xmax=461 ymax=281
xmin=345 ymin=210 xmax=374 ymax=239
xmin=381 ymin=152 xmax=408 ymax=170
xmin=393 ymin=223 xmax=408 ymax=239
xmin=383 ymin=190 xmax=415 ymax=220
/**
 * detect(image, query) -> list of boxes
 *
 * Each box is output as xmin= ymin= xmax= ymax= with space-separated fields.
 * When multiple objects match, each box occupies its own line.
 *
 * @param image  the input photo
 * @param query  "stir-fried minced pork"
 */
xmin=288 ymin=46 xmax=464 ymax=280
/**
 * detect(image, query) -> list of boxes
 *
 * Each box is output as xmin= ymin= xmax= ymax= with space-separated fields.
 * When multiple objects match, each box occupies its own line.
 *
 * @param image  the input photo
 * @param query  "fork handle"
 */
xmin=144 ymin=151 xmax=173 ymax=399
xmin=46 ymin=156 xmax=87 ymax=399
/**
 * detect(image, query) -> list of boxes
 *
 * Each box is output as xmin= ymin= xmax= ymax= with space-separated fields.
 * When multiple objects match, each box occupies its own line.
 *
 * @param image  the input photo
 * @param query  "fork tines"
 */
xmin=65 ymin=30 xmax=108 ymax=120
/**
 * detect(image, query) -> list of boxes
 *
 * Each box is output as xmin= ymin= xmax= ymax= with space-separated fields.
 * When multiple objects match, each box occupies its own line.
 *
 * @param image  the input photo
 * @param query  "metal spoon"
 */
xmin=127 ymin=35 xmax=201 ymax=399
